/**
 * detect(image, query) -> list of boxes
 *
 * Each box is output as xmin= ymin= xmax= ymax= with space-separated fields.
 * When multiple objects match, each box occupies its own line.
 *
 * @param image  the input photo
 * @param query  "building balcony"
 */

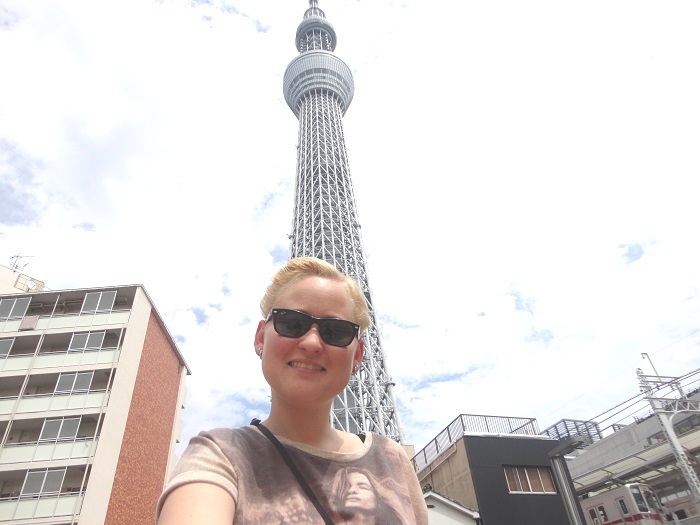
xmin=0 ymin=391 xmax=110 ymax=417
xmin=0 ymin=464 xmax=87 ymax=522
xmin=0 ymin=490 xmax=83 ymax=522
xmin=0 ymin=437 xmax=98 ymax=467
xmin=0 ymin=348 xmax=119 ymax=374
xmin=0 ymin=310 xmax=131 ymax=334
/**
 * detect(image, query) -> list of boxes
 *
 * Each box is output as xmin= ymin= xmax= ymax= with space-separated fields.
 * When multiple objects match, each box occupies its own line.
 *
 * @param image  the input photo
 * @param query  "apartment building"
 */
xmin=0 ymin=266 xmax=189 ymax=524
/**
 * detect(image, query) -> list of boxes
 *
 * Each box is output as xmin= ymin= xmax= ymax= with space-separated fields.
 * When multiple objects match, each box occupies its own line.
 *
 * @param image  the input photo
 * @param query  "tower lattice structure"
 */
xmin=282 ymin=0 xmax=404 ymax=442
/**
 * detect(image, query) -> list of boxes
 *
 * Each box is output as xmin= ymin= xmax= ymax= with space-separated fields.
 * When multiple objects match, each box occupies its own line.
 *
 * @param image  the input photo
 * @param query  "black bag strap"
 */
xmin=250 ymin=419 xmax=334 ymax=525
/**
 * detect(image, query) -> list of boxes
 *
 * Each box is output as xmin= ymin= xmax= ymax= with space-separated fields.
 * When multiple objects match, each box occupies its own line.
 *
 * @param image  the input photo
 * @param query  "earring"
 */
xmin=352 ymin=364 xmax=359 ymax=374
xmin=256 ymin=346 xmax=263 ymax=359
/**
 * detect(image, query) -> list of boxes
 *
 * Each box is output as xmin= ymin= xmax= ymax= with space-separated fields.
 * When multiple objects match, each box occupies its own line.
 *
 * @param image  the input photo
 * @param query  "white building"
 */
xmin=424 ymin=488 xmax=481 ymax=524
xmin=0 ymin=265 xmax=189 ymax=524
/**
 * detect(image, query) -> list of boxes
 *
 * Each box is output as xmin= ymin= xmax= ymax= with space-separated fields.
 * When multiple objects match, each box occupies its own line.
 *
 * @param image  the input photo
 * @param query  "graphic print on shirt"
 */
xmin=238 ymin=464 xmax=413 ymax=524
xmin=329 ymin=467 xmax=406 ymax=523
xmin=158 ymin=426 xmax=427 ymax=525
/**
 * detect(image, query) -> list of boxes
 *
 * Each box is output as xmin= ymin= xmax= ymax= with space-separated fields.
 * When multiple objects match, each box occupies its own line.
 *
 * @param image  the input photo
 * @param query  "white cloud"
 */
xmin=1 ymin=0 xmax=700 ymax=455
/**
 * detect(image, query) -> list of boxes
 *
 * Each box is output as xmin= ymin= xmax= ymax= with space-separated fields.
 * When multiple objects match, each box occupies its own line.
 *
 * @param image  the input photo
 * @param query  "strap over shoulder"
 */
xmin=250 ymin=419 xmax=334 ymax=525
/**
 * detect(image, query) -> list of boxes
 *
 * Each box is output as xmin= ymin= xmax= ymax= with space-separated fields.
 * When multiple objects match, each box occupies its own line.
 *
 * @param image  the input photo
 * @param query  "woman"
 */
xmin=157 ymin=257 xmax=428 ymax=524
xmin=330 ymin=467 xmax=409 ymax=524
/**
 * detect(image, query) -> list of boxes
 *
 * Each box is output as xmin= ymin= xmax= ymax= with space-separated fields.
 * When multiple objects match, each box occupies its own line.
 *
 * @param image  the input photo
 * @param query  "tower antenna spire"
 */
xmin=283 ymin=2 xmax=405 ymax=442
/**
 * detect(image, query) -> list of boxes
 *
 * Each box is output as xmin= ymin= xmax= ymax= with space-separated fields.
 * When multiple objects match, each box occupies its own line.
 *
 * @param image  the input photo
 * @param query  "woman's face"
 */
xmin=255 ymin=276 xmax=363 ymax=410
xmin=344 ymin=472 xmax=377 ymax=513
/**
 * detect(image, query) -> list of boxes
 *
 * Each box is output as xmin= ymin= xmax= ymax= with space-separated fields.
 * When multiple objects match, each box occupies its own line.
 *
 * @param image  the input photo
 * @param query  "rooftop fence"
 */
xmin=411 ymin=414 xmax=539 ymax=474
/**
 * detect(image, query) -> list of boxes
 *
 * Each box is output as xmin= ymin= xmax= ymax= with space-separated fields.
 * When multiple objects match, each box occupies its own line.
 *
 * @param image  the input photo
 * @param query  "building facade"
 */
xmin=282 ymin=0 xmax=403 ymax=442
xmin=0 ymin=267 xmax=188 ymax=524
xmin=414 ymin=414 xmax=583 ymax=525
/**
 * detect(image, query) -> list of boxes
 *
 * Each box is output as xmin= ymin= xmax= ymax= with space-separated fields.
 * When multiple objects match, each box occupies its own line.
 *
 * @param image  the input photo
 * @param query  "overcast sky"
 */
xmin=2 ymin=0 xmax=700 ymax=453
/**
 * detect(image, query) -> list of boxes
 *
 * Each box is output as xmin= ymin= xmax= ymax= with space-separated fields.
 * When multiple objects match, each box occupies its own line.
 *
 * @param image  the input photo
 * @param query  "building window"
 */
xmin=68 ymin=331 xmax=105 ymax=353
xmin=55 ymin=372 xmax=93 ymax=393
xmin=0 ymin=338 xmax=13 ymax=357
xmin=588 ymin=508 xmax=599 ymax=524
xmin=81 ymin=291 xmax=116 ymax=314
xmin=21 ymin=468 xmax=67 ymax=496
xmin=39 ymin=418 xmax=81 ymax=442
xmin=504 ymin=466 xmax=557 ymax=494
xmin=0 ymin=297 xmax=31 ymax=320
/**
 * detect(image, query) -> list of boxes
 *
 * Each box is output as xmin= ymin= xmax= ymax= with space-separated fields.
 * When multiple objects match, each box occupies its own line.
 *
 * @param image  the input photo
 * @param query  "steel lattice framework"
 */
xmin=282 ymin=0 xmax=404 ymax=443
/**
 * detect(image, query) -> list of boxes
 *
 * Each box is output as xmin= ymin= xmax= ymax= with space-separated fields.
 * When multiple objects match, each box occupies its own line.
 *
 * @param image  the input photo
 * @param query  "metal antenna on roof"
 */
xmin=9 ymin=255 xmax=32 ymax=272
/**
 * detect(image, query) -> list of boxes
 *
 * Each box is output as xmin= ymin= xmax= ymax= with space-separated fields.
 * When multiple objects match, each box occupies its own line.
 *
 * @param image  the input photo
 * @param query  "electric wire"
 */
xmin=541 ymin=328 xmax=700 ymax=428
xmin=589 ymin=366 xmax=700 ymax=432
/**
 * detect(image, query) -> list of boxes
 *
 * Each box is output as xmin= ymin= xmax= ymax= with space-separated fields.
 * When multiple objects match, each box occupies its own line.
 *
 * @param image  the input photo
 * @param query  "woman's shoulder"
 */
xmin=365 ymin=432 xmax=408 ymax=454
xmin=202 ymin=425 xmax=257 ymax=440
xmin=361 ymin=433 xmax=418 ymax=473
xmin=196 ymin=425 xmax=267 ymax=455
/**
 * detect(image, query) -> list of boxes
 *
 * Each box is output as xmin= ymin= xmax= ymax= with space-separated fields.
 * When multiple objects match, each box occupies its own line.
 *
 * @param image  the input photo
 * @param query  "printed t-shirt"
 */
xmin=157 ymin=425 xmax=428 ymax=524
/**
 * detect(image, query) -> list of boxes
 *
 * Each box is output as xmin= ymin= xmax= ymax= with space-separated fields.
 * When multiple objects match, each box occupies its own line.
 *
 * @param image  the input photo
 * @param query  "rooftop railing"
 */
xmin=411 ymin=414 xmax=540 ymax=474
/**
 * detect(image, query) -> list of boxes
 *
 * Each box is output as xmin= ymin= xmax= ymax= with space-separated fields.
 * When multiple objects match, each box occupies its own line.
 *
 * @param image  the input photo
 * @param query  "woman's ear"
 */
xmin=254 ymin=320 xmax=266 ymax=354
xmin=353 ymin=339 xmax=364 ymax=368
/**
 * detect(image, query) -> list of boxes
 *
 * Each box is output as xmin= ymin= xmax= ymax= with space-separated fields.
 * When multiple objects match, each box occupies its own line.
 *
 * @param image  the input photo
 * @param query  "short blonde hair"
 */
xmin=260 ymin=257 xmax=370 ymax=331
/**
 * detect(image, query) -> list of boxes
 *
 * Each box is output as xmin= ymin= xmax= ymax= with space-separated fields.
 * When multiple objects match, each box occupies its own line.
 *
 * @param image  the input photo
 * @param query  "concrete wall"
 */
xmin=419 ymin=440 xmax=478 ymax=510
xmin=0 ymin=266 xmax=19 ymax=294
xmin=567 ymin=416 xmax=660 ymax=478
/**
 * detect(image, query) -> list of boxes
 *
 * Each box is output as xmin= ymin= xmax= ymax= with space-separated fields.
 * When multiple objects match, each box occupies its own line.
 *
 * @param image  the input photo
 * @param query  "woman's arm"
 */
xmin=158 ymin=482 xmax=235 ymax=525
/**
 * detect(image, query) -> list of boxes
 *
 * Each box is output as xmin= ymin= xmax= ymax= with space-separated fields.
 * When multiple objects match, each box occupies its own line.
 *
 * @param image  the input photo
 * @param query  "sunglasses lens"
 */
xmin=320 ymin=320 xmax=356 ymax=347
xmin=274 ymin=310 xmax=310 ymax=338
xmin=271 ymin=309 xmax=358 ymax=347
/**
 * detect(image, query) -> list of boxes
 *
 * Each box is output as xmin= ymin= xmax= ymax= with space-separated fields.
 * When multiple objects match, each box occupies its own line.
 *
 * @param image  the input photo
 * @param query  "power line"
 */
xmin=591 ymin=367 xmax=700 ymax=430
xmin=542 ymin=329 xmax=700 ymax=425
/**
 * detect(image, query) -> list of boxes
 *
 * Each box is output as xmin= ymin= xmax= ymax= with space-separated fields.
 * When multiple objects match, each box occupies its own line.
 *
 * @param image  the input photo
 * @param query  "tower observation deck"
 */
xmin=283 ymin=1 xmax=404 ymax=442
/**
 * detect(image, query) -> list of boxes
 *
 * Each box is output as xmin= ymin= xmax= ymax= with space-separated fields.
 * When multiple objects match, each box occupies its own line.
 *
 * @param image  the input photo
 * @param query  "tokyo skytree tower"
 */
xmin=282 ymin=0 xmax=404 ymax=443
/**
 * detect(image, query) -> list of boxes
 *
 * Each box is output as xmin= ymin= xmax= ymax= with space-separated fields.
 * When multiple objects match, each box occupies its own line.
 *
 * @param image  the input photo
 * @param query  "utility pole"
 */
xmin=549 ymin=436 xmax=586 ymax=525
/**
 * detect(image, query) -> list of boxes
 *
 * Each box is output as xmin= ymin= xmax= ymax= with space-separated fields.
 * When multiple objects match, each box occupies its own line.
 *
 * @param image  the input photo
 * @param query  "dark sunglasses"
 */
xmin=266 ymin=308 xmax=360 ymax=347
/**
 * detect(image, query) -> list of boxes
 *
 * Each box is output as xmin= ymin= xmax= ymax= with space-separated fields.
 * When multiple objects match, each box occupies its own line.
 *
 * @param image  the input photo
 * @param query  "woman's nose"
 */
xmin=299 ymin=324 xmax=324 ymax=350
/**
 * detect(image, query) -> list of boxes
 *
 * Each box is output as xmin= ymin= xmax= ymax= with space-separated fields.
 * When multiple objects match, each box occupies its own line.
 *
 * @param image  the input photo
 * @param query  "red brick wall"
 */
xmin=104 ymin=312 xmax=183 ymax=525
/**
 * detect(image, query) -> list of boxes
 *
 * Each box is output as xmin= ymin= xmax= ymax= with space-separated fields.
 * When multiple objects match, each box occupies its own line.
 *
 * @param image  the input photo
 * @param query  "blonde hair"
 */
xmin=260 ymin=257 xmax=370 ymax=331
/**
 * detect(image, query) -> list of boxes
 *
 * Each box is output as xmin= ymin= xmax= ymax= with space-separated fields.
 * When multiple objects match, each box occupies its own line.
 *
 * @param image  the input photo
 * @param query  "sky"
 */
xmin=1 ymin=0 xmax=700 ymax=454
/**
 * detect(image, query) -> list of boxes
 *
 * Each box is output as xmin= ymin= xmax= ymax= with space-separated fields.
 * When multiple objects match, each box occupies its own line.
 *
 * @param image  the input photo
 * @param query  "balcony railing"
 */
xmin=0 ymin=390 xmax=110 ymax=416
xmin=0 ymin=348 xmax=119 ymax=373
xmin=411 ymin=414 xmax=540 ymax=474
xmin=0 ymin=491 xmax=83 ymax=521
xmin=0 ymin=309 xmax=131 ymax=334
xmin=0 ymin=437 xmax=99 ymax=465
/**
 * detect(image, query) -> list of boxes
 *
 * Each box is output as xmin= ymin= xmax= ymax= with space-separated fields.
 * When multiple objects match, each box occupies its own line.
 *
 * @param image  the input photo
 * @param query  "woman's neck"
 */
xmin=261 ymin=402 xmax=358 ymax=452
